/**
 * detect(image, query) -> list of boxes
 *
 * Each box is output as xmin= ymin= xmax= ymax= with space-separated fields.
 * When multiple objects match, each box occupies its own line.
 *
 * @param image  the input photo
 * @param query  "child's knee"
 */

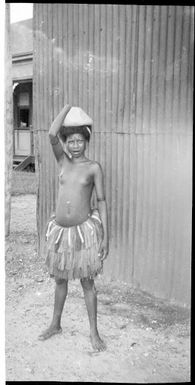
xmin=80 ymin=278 xmax=97 ymax=294
xmin=55 ymin=277 xmax=67 ymax=286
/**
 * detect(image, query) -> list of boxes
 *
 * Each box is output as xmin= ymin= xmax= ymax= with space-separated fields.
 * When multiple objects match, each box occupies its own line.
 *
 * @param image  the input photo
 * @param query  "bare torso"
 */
xmin=55 ymin=155 xmax=95 ymax=227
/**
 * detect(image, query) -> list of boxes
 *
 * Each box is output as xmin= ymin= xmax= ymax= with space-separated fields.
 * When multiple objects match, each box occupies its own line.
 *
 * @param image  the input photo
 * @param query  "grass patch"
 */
xmin=11 ymin=170 xmax=37 ymax=195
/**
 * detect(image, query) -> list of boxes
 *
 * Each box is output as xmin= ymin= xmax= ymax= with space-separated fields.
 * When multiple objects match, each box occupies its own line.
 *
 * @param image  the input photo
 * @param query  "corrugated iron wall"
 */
xmin=33 ymin=4 xmax=193 ymax=306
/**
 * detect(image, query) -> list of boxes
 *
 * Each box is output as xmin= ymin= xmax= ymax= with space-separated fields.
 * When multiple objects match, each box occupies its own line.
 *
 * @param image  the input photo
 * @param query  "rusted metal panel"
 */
xmin=33 ymin=4 xmax=193 ymax=306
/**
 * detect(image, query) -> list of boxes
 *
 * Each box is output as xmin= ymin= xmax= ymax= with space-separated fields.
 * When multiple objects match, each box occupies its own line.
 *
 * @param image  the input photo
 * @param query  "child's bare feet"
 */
xmin=90 ymin=332 xmax=106 ymax=351
xmin=38 ymin=325 xmax=62 ymax=341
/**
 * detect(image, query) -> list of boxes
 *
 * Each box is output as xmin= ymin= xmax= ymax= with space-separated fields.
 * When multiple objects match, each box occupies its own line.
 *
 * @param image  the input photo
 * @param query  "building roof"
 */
xmin=11 ymin=18 xmax=33 ymax=56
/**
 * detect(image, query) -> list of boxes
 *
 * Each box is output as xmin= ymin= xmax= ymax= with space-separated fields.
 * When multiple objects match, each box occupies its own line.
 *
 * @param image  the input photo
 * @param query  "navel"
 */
xmin=66 ymin=200 xmax=71 ymax=215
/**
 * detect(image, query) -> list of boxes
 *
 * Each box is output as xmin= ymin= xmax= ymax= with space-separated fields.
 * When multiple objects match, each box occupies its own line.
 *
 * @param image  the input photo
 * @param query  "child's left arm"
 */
xmin=93 ymin=163 xmax=109 ymax=261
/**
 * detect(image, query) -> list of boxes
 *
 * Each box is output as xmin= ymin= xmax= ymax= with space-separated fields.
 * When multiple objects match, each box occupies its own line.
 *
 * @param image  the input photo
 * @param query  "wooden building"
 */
xmin=33 ymin=4 xmax=193 ymax=306
xmin=11 ymin=18 xmax=34 ymax=169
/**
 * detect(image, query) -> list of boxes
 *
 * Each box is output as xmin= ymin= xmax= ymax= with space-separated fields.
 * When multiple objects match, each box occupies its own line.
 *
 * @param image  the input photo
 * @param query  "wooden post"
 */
xmin=5 ymin=3 xmax=13 ymax=237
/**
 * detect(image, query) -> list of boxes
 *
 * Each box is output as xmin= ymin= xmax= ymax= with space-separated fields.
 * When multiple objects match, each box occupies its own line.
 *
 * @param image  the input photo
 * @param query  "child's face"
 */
xmin=65 ymin=133 xmax=86 ymax=158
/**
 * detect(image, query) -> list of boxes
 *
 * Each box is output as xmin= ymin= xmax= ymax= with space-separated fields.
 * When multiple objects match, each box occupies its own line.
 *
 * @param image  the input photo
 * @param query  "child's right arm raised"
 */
xmin=49 ymin=104 xmax=71 ymax=162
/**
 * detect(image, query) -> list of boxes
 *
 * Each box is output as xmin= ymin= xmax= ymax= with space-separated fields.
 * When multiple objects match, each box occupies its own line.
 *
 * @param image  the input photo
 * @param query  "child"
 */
xmin=38 ymin=104 xmax=109 ymax=351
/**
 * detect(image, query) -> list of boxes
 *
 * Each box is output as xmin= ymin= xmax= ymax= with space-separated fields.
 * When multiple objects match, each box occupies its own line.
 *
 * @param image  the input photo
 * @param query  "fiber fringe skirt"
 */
xmin=45 ymin=209 xmax=103 ymax=280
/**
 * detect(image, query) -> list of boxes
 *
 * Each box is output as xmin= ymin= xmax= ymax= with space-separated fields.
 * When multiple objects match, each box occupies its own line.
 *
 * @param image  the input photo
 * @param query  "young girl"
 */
xmin=38 ymin=104 xmax=109 ymax=351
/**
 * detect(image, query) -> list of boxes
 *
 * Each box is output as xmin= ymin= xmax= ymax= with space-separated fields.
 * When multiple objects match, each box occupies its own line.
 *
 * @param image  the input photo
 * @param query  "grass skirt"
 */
xmin=45 ymin=209 xmax=103 ymax=280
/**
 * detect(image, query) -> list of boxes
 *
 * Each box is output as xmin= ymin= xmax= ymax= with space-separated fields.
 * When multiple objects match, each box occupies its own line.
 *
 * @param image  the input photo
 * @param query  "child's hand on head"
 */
xmin=64 ymin=103 xmax=71 ymax=111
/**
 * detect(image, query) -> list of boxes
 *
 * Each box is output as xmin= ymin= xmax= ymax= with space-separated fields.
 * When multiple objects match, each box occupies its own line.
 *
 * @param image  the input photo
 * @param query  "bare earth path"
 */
xmin=5 ymin=195 xmax=190 ymax=382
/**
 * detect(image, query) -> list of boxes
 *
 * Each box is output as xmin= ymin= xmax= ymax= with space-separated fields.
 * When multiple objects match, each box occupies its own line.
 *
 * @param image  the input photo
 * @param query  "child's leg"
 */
xmin=38 ymin=278 xmax=68 ymax=340
xmin=80 ymin=278 xmax=106 ymax=351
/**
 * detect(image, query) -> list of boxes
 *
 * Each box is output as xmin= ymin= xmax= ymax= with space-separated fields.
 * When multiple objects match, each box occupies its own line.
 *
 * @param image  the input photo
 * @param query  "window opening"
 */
xmin=18 ymin=108 xmax=29 ymax=128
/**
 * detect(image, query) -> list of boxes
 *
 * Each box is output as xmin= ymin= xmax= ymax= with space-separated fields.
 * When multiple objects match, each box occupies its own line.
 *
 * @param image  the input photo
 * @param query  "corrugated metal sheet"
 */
xmin=33 ymin=4 xmax=193 ymax=306
xmin=133 ymin=133 xmax=192 ymax=304
xmin=134 ymin=5 xmax=193 ymax=134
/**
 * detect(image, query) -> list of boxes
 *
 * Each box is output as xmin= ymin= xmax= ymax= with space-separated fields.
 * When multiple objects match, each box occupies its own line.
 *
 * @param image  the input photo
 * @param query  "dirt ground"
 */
xmin=5 ymin=194 xmax=191 ymax=382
